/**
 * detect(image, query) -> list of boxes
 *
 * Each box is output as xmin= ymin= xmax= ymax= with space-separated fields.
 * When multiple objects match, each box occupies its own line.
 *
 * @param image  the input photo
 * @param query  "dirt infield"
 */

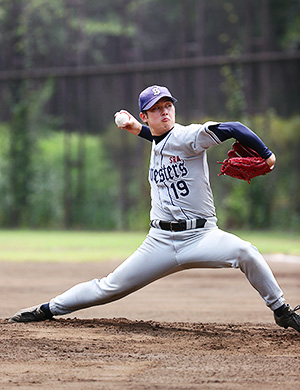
xmin=1 ymin=255 xmax=300 ymax=389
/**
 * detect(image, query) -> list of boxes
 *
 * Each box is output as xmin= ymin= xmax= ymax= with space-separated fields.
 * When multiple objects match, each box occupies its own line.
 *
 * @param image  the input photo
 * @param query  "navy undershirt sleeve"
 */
xmin=138 ymin=125 xmax=153 ymax=142
xmin=138 ymin=121 xmax=272 ymax=159
xmin=210 ymin=122 xmax=272 ymax=159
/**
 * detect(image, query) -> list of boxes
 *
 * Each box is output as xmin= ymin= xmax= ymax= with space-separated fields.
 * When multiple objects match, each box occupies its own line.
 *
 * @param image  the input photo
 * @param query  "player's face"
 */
xmin=140 ymin=98 xmax=175 ymax=136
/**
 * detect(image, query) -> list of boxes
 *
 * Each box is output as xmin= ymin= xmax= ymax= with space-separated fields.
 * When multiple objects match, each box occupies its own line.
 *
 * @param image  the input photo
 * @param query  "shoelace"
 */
xmin=292 ymin=305 xmax=300 ymax=312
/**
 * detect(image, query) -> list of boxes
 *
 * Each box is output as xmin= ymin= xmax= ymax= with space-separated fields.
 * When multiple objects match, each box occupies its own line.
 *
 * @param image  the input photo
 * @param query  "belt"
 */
xmin=151 ymin=218 xmax=207 ymax=232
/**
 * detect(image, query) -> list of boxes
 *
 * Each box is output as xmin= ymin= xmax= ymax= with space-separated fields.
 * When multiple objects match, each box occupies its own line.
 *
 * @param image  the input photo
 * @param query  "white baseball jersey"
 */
xmin=149 ymin=122 xmax=220 ymax=222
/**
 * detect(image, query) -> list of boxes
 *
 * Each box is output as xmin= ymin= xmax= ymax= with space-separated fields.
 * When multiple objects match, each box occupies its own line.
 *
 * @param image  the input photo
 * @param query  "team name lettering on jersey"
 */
xmin=149 ymin=160 xmax=188 ymax=184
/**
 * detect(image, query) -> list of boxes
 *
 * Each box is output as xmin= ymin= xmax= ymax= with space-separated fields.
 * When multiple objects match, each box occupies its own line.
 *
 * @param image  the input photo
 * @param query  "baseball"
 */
xmin=115 ymin=112 xmax=130 ymax=127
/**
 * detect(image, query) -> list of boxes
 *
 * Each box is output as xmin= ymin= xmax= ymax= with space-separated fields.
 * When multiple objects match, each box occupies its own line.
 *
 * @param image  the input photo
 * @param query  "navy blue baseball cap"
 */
xmin=138 ymin=85 xmax=177 ymax=112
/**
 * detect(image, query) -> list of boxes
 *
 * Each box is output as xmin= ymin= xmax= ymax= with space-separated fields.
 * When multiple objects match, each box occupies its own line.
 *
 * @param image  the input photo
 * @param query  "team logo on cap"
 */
xmin=152 ymin=87 xmax=161 ymax=96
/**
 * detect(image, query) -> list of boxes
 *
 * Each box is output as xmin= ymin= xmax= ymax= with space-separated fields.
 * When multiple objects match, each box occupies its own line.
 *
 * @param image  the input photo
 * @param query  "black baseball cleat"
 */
xmin=274 ymin=304 xmax=300 ymax=333
xmin=8 ymin=304 xmax=53 ymax=323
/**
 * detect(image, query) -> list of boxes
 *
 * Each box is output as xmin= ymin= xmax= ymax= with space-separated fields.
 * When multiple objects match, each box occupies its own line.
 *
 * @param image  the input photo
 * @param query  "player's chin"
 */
xmin=161 ymin=120 xmax=174 ymax=131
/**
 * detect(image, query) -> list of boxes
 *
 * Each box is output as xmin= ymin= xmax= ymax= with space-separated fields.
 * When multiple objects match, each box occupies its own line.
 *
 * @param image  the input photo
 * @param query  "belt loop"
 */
xmin=186 ymin=220 xmax=192 ymax=229
xmin=151 ymin=220 xmax=160 ymax=229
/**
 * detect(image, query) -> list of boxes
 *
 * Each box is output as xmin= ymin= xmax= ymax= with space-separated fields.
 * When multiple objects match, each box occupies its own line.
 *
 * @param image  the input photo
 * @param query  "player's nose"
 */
xmin=161 ymin=106 xmax=168 ymax=115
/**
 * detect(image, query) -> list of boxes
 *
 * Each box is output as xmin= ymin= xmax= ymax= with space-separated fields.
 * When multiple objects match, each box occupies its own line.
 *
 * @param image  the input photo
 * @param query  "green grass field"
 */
xmin=0 ymin=230 xmax=298 ymax=262
xmin=233 ymin=230 xmax=300 ymax=257
xmin=0 ymin=230 xmax=146 ymax=262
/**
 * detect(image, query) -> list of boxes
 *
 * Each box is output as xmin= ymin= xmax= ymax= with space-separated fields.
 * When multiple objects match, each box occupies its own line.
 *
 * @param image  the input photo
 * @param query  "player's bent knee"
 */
xmin=237 ymin=242 xmax=263 ymax=270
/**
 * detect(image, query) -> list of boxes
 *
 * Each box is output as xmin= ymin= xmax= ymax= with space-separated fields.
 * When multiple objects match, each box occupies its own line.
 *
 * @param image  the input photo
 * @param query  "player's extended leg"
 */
xmin=9 ymin=231 xmax=183 ymax=321
xmin=177 ymin=228 xmax=284 ymax=310
xmin=50 ymin=246 xmax=179 ymax=316
xmin=177 ymin=227 xmax=300 ymax=333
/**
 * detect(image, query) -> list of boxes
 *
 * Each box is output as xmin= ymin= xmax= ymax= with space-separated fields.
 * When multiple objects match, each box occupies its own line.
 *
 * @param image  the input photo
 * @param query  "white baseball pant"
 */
xmin=49 ymin=227 xmax=285 ymax=316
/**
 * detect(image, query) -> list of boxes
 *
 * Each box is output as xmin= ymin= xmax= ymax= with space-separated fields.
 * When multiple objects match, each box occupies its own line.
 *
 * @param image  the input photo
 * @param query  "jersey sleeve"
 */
xmin=210 ymin=122 xmax=272 ymax=159
xmin=193 ymin=121 xmax=222 ymax=151
xmin=138 ymin=125 xmax=153 ymax=142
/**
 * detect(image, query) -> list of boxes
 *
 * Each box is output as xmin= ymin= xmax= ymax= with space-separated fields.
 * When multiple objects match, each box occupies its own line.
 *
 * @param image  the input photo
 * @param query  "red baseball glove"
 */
xmin=218 ymin=141 xmax=273 ymax=183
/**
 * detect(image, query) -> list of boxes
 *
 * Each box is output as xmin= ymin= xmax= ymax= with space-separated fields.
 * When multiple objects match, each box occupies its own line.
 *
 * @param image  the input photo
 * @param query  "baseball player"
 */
xmin=9 ymin=85 xmax=300 ymax=334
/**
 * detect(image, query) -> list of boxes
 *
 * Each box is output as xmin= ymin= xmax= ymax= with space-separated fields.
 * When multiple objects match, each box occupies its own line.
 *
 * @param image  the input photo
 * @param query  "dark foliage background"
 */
xmin=0 ymin=0 xmax=299 ymax=230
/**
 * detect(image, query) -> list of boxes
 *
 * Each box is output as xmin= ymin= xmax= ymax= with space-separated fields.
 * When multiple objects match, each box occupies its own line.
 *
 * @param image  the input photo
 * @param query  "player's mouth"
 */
xmin=162 ymin=117 xmax=170 ymax=122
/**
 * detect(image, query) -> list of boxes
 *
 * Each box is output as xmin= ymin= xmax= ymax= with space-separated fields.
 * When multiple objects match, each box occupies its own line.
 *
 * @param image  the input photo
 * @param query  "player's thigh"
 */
xmin=106 ymin=233 xmax=180 ymax=291
xmin=179 ymin=228 xmax=249 ymax=268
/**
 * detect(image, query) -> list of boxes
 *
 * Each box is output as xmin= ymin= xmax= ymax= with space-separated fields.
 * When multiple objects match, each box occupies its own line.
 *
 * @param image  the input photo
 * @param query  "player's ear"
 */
xmin=140 ymin=111 xmax=148 ymax=123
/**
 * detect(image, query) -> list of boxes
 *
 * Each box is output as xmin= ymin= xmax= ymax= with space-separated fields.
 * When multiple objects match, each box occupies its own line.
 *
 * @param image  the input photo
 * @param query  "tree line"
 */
xmin=0 ymin=0 xmax=299 ymax=230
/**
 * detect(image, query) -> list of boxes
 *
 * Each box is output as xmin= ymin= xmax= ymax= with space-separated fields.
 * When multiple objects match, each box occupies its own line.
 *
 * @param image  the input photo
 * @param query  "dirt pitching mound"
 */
xmin=0 ymin=257 xmax=299 ymax=389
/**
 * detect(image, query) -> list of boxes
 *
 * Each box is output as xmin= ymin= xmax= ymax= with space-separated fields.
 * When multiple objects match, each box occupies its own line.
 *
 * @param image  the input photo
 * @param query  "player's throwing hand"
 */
xmin=114 ymin=110 xmax=142 ymax=135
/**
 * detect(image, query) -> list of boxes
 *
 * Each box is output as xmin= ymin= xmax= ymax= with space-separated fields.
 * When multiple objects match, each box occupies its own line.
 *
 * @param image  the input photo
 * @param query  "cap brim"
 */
xmin=142 ymin=95 xmax=177 ymax=111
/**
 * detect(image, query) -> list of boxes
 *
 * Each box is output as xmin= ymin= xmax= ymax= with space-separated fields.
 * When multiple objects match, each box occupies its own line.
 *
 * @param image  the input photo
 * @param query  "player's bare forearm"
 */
xmin=115 ymin=110 xmax=142 ymax=135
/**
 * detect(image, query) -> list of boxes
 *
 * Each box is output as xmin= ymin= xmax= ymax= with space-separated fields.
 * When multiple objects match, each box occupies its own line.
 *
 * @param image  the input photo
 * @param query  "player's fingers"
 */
xmin=115 ymin=110 xmax=131 ymax=118
xmin=266 ymin=153 xmax=276 ymax=169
